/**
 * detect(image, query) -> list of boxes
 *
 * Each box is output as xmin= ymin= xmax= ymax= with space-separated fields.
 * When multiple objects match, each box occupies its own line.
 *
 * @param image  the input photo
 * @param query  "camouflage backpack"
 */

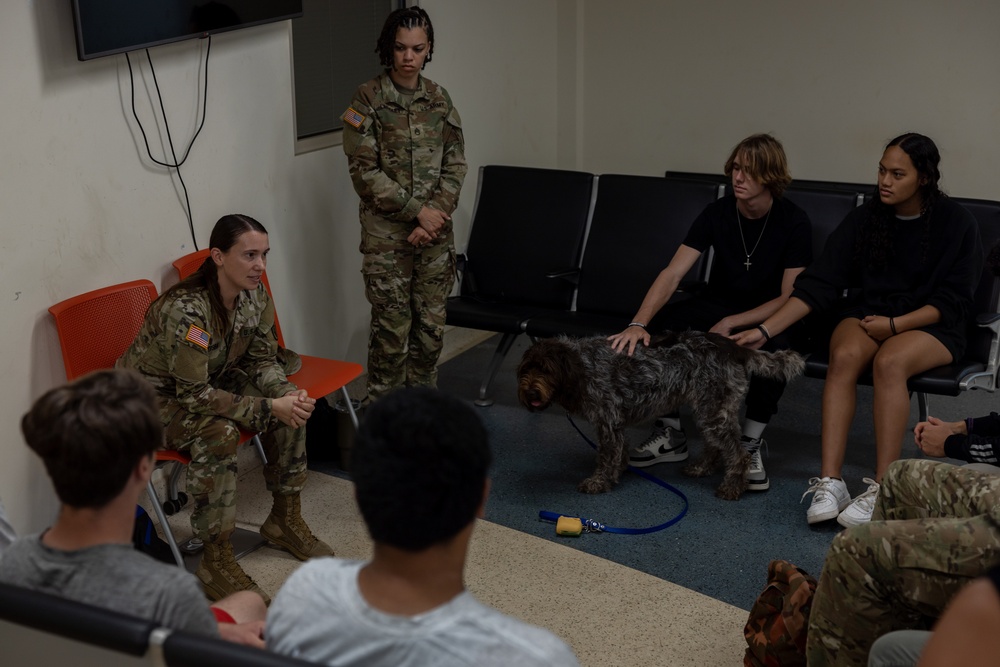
xmin=744 ymin=559 xmax=818 ymax=667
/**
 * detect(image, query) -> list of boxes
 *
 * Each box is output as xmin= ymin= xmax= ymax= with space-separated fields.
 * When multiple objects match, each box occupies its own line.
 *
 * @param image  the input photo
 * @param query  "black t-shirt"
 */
xmin=684 ymin=195 xmax=812 ymax=310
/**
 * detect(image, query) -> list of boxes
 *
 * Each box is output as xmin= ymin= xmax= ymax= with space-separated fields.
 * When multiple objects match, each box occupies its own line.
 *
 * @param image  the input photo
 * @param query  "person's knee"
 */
xmin=883 ymin=458 xmax=925 ymax=487
xmin=199 ymin=418 xmax=242 ymax=455
xmin=871 ymin=348 xmax=909 ymax=384
xmin=827 ymin=342 xmax=870 ymax=378
xmin=214 ymin=590 xmax=268 ymax=623
xmin=867 ymin=630 xmax=930 ymax=667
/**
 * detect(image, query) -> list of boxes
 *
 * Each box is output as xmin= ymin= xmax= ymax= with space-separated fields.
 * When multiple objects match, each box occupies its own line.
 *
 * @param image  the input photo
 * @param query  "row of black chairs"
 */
xmin=447 ymin=166 xmax=1000 ymax=419
xmin=0 ymin=582 xmax=314 ymax=667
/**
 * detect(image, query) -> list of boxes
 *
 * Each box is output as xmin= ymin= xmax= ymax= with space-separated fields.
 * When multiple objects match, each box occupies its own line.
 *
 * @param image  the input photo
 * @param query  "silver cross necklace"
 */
xmin=736 ymin=203 xmax=772 ymax=271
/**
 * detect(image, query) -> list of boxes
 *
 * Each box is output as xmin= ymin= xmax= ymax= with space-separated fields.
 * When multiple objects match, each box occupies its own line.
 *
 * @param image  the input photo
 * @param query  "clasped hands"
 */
xmin=408 ymin=206 xmax=450 ymax=247
xmin=913 ymin=416 xmax=966 ymax=458
xmin=272 ymin=389 xmax=316 ymax=429
xmin=859 ymin=315 xmax=894 ymax=341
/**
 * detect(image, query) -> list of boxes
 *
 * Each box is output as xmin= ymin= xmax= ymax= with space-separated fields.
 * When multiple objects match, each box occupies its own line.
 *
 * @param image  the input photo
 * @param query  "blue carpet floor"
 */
xmin=313 ymin=333 xmax=995 ymax=612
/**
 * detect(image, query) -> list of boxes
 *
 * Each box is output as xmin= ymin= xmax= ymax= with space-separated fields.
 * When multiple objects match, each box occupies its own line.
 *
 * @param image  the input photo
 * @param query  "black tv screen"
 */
xmin=72 ymin=0 xmax=304 ymax=61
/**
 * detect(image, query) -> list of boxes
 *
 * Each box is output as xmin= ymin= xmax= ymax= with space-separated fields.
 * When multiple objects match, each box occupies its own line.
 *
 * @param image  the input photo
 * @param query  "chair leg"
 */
xmin=475 ymin=332 xmax=519 ymax=407
xmin=252 ymin=434 xmax=268 ymax=465
xmin=917 ymin=392 xmax=929 ymax=422
xmin=145 ymin=480 xmax=184 ymax=567
xmin=340 ymin=386 xmax=360 ymax=430
xmin=165 ymin=461 xmax=184 ymax=501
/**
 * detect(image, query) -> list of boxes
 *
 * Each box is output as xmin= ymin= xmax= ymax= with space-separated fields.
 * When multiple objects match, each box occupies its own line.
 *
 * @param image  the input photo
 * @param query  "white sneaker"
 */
xmin=801 ymin=476 xmax=851 ymax=524
xmin=628 ymin=419 xmax=688 ymax=467
xmin=744 ymin=438 xmax=769 ymax=491
xmin=837 ymin=478 xmax=880 ymax=528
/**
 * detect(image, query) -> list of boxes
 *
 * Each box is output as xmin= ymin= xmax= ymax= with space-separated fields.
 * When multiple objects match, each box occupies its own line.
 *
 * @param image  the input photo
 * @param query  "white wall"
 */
xmin=0 ymin=1 xmax=563 ymax=533
xmin=575 ymin=1 xmax=1000 ymax=199
xmin=7 ymin=0 xmax=999 ymax=532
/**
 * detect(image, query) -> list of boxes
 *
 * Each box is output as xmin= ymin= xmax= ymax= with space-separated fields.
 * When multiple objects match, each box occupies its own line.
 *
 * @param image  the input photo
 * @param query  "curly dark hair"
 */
xmin=353 ymin=387 xmax=491 ymax=551
xmin=375 ymin=6 xmax=434 ymax=71
xmin=857 ymin=133 xmax=944 ymax=271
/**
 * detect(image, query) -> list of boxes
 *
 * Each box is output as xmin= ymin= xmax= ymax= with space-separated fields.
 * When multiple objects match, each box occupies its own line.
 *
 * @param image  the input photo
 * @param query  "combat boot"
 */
xmin=260 ymin=492 xmax=334 ymax=561
xmin=195 ymin=538 xmax=271 ymax=605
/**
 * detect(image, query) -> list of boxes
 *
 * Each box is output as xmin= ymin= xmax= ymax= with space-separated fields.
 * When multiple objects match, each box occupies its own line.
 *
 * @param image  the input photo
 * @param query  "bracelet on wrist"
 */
xmin=889 ymin=317 xmax=898 ymax=336
xmin=757 ymin=324 xmax=771 ymax=341
xmin=627 ymin=322 xmax=646 ymax=329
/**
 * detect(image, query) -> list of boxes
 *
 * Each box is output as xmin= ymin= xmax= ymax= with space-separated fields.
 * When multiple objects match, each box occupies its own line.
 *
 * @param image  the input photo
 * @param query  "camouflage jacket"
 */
xmin=117 ymin=284 xmax=295 ymax=432
xmin=342 ymin=72 xmax=467 ymax=240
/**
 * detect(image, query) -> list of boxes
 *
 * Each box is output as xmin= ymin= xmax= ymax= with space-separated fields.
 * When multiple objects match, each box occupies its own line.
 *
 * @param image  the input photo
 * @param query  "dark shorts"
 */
xmin=838 ymin=307 xmax=961 ymax=361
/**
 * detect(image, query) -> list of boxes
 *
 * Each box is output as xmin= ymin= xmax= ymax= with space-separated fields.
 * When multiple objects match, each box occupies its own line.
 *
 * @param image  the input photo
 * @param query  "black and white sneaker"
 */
xmin=628 ymin=419 xmax=688 ymax=467
xmin=744 ymin=437 xmax=770 ymax=491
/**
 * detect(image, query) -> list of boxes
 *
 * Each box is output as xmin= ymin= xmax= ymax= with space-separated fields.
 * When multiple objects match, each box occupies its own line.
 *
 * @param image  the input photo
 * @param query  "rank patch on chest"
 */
xmin=342 ymin=107 xmax=367 ymax=129
xmin=184 ymin=324 xmax=211 ymax=350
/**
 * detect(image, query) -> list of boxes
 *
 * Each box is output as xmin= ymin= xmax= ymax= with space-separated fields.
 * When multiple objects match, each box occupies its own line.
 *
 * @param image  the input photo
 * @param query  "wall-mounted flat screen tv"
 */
xmin=72 ymin=0 xmax=304 ymax=61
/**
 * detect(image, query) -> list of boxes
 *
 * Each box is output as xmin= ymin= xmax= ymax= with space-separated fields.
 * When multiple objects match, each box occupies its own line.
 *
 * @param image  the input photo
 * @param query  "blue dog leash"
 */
xmin=537 ymin=415 xmax=689 ymax=535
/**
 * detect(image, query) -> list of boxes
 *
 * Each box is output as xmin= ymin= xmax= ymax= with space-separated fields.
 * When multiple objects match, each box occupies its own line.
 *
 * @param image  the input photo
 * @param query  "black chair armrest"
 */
xmin=977 ymin=312 xmax=1000 ymax=328
xmin=162 ymin=630 xmax=319 ymax=667
xmin=0 ymin=582 xmax=155 ymax=656
xmin=677 ymin=279 xmax=706 ymax=294
xmin=546 ymin=267 xmax=580 ymax=285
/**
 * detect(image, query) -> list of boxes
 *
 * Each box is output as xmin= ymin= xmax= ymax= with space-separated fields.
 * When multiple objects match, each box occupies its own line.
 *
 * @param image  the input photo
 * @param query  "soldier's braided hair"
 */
xmin=375 ymin=6 xmax=434 ymax=70
xmin=157 ymin=214 xmax=268 ymax=335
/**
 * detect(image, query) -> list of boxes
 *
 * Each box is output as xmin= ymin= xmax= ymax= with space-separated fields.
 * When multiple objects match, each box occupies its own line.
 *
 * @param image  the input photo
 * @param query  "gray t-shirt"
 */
xmin=267 ymin=558 xmax=580 ymax=667
xmin=0 ymin=498 xmax=15 ymax=552
xmin=0 ymin=534 xmax=218 ymax=637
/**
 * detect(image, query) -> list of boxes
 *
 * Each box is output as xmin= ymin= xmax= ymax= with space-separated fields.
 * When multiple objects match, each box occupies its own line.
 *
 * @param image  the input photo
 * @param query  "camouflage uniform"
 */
xmin=806 ymin=459 xmax=1000 ymax=666
xmin=342 ymin=72 xmax=467 ymax=400
xmin=117 ymin=284 xmax=306 ymax=543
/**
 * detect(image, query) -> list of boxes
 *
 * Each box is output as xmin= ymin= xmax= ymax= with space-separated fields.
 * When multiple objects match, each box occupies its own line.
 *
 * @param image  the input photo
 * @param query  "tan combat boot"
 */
xmin=195 ymin=538 xmax=271 ymax=605
xmin=260 ymin=492 xmax=334 ymax=561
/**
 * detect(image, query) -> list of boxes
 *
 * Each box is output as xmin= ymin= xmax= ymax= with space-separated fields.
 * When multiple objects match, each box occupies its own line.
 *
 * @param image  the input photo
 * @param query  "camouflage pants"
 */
xmin=160 ymin=373 xmax=307 ymax=544
xmin=806 ymin=459 xmax=1000 ymax=666
xmin=360 ymin=230 xmax=456 ymax=400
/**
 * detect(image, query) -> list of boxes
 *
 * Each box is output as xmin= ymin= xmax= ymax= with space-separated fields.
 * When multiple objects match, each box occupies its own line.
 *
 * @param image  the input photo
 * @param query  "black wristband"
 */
xmin=756 ymin=324 xmax=771 ymax=341
xmin=889 ymin=317 xmax=897 ymax=336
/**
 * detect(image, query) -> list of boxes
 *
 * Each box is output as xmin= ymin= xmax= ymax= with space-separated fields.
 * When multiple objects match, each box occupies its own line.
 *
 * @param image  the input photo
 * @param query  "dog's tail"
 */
xmin=743 ymin=348 xmax=806 ymax=383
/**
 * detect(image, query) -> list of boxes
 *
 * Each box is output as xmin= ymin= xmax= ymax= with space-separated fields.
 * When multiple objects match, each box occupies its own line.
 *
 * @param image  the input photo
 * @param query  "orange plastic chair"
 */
xmin=48 ymin=280 xmax=188 ymax=565
xmin=172 ymin=250 xmax=363 ymax=429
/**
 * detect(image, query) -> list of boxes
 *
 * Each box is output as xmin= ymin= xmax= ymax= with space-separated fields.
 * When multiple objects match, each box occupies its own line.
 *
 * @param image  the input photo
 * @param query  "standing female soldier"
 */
xmin=341 ymin=6 xmax=467 ymax=401
xmin=119 ymin=214 xmax=332 ymax=604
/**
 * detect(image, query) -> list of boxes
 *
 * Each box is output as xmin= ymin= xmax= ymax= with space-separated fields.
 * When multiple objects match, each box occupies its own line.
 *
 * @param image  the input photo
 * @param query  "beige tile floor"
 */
xmin=145 ymin=328 xmax=750 ymax=666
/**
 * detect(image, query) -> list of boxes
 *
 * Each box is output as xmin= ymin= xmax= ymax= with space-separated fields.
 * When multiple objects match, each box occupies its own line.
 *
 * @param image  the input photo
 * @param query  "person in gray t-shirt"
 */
xmin=268 ymin=382 xmax=580 ymax=666
xmin=0 ymin=369 xmax=266 ymax=647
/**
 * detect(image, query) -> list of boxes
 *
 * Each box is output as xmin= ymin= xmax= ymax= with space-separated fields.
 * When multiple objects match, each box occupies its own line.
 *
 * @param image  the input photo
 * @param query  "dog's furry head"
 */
xmin=516 ymin=338 xmax=585 ymax=413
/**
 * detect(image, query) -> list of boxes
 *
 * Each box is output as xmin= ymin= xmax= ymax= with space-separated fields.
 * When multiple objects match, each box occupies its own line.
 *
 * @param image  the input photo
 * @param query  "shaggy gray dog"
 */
xmin=516 ymin=331 xmax=804 ymax=498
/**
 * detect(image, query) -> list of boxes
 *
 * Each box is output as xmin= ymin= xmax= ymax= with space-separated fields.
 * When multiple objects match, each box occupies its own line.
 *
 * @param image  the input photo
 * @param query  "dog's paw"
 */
xmin=714 ymin=484 xmax=743 ymax=501
xmin=578 ymin=476 xmax=612 ymax=494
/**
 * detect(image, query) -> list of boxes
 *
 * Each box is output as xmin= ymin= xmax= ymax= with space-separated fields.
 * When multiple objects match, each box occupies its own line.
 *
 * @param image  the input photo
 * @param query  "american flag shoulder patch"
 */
xmin=342 ymin=107 xmax=366 ymax=129
xmin=184 ymin=324 xmax=210 ymax=350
